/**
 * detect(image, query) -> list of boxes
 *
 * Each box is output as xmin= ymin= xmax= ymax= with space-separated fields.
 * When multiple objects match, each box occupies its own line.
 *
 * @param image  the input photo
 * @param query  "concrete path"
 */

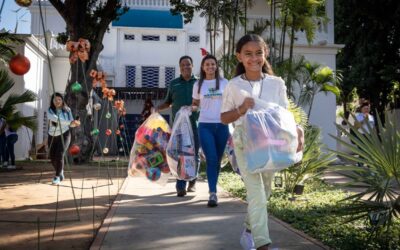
xmin=91 ymin=176 xmax=328 ymax=250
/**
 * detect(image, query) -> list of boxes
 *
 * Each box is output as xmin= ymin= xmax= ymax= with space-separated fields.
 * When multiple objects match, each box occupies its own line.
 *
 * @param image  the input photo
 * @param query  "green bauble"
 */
xmin=105 ymin=112 xmax=112 ymax=119
xmin=90 ymin=129 xmax=100 ymax=136
xmin=71 ymin=82 xmax=82 ymax=92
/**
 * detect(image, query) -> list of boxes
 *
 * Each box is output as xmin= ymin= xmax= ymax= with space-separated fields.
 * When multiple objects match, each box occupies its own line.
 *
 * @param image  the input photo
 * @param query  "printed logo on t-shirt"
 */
xmin=204 ymin=87 xmax=222 ymax=99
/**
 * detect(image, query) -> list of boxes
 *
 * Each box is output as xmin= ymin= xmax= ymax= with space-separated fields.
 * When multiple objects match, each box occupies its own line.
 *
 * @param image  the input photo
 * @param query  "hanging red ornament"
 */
xmin=115 ymin=129 xmax=121 ymax=135
xmin=15 ymin=0 xmax=32 ymax=7
xmin=9 ymin=54 xmax=31 ymax=75
xmin=68 ymin=144 xmax=80 ymax=156
xmin=105 ymin=129 xmax=112 ymax=136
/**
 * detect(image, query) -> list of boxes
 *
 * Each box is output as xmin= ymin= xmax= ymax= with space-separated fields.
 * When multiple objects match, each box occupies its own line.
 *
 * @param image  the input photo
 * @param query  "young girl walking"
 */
xmin=221 ymin=34 xmax=304 ymax=250
xmin=47 ymin=93 xmax=79 ymax=184
xmin=192 ymin=54 xmax=229 ymax=207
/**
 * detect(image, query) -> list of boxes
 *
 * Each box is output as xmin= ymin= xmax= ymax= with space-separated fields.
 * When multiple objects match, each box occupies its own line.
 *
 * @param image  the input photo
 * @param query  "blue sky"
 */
xmin=0 ymin=0 xmax=31 ymax=34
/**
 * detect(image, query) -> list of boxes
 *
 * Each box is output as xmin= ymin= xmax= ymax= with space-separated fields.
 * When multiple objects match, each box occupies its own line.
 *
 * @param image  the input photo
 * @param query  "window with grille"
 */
xmin=189 ymin=35 xmax=200 ymax=42
xmin=165 ymin=67 xmax=175 ymax=87
xmin=142 ymin=35 xmax=160 ymax=41
xmin=126 ymin=66 xmax=136 ymax=87
xmin=142 ymin=66 xmax=159 ymax=88
xmin=124 ymin=34 xmax=135 ymax=40
xmin=167 ymin=35 xmax=177 ymax=42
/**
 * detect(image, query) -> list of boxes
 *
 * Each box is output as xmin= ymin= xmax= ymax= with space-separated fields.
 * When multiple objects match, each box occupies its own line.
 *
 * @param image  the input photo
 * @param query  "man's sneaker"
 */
xmin=240 ymin=229 xmax=256 ymax=250
xmin=7 ymin=165 xmax=16 ymax=170
xmin=177 ymin=189 xmax=187 ymax=197
xmin=52 ymin=176 xmax=61 ymax=185
xmin=187 ymin=179 xmax=196 ymax=192
xmin=207 ymin=192 xmax=218 ymax=207
xmin=3 ymin=162 xmax=8 ymax=167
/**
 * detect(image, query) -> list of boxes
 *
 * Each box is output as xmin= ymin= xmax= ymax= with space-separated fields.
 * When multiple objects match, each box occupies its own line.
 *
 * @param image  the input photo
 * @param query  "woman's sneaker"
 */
xmin=52 ymin=176 xmax=61 ymax=185
xmin=240 ymin=229 xmax=256 ymax=250
xmin=207 ymin=192 xmax=218 ymax=207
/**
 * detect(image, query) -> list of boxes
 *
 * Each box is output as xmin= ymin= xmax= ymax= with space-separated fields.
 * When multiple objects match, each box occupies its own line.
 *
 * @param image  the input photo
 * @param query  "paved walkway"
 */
xmin=91 ymin=176 xmax=328 ymax=250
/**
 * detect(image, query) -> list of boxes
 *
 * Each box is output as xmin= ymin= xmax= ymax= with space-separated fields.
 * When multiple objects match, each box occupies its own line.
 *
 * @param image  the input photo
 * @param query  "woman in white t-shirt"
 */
xmin=192 ymin=54 xmax=229 ymax=207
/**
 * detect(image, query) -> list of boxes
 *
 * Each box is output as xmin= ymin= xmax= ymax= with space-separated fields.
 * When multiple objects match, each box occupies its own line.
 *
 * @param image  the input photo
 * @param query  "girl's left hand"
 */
xmin=296 ymin=126 xmax=304 ymax=152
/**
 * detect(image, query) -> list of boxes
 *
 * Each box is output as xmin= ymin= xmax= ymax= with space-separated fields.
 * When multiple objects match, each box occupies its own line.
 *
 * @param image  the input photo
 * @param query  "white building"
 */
xmin=10 ymin=0 xmax=341 ymax=159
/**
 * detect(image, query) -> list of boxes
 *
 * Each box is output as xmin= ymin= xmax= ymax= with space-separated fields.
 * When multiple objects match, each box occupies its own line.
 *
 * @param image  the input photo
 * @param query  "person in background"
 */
xmin=353 ymin=100 xmax=375 ymax=167
xmin=221 ymin=34 xmax=304 ymax=250
xmin=47 ymin=92 xmax=80 ymax=184
xmin=157 ymin=55 xmax=199 ymax=197
xmin=140 ymin=97 xmax=154 ymax=124
xmin=0 ymin=118 xmax=6 ymax=168
xmin=192 ymin=54 xmax=229 ymax=207
xmin=3 ymin=121 xmax=18 ymax=169
xmin=354 ymin=100 xmax=375 ymax=134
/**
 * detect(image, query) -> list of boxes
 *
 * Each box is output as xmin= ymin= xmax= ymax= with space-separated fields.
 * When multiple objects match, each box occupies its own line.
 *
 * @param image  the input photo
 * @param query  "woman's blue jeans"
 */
xmin=198 ymin=122 xmax=229 ymax=193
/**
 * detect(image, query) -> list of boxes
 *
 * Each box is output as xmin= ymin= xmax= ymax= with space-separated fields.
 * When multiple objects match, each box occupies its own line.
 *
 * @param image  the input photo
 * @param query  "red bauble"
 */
xmin=68 ymin=144 xmax=80 ymax=156
xmin=105 ymin=129 xmax=112 ymax=136
xmin=9 ymin=54 xmax=31 ymax=75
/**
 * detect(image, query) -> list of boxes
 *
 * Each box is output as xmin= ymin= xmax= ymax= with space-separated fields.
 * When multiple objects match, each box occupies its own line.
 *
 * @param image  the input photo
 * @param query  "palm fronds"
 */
xmin=330 ymin=111 xmax=400 ymax=233
xmin=0 ymin=32 xmax=24 ymax=62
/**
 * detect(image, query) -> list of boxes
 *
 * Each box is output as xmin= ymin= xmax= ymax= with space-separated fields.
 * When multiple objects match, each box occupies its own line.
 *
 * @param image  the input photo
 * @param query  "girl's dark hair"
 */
xmin=198 ymin=54 xmax=221 ymax=94
xmin=360 ymin=100 xmax=370 ymax=109
xmin=235 ymin=34 xmax=274 ymax=76
xmin=49 ymin=92 xmax=68 ymax=114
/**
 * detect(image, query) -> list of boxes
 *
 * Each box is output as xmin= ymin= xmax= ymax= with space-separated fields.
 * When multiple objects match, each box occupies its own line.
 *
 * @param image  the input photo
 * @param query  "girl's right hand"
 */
xmin=70 ymin=120 xmax=81 ymax=128
xmin=239 ymin=97 xmax=255 ymax=114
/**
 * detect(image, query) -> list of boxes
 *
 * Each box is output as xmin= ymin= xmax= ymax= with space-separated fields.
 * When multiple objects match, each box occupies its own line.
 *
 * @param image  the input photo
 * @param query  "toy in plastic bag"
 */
xmin=166 ymin=107 xmax=197 ymax=180
xmin=243 ymin=100 xmax=301 ymax=173
xmin=128 ymin=112 xmax=171 ymax=184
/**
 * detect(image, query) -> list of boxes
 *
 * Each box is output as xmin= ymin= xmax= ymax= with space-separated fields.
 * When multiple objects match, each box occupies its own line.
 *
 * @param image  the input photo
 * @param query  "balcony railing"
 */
xmin=123 ymin=0 xmax=171 ymax=9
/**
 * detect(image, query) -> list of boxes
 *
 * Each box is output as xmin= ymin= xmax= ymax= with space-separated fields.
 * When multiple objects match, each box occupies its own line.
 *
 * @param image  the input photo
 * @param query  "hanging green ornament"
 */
xmin=105 ymin=112 xmax=112 ymax=119
xmin=90 ymin=129 xmax=100 ymax=136
xmin=71 ymin=81 xmax=82 ymax=92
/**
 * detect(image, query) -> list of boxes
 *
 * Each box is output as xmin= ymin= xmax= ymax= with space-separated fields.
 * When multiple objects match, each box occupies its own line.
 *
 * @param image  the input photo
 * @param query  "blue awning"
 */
xmin=112 ymin=9 xmax=183 ymax=29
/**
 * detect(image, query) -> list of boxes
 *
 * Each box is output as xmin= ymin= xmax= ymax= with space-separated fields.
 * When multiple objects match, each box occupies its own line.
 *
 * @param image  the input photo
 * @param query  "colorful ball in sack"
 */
xmin=134 ymin=156 xmax=148 ymax=170
xmin=146 ymin=167 xmax=161 ymax=181
xmin=159 ymin=162 xmax=170 ymax=174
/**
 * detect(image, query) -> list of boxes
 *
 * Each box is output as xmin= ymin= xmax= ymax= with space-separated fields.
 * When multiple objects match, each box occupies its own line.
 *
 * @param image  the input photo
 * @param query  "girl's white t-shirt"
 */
xmin=192 ymin=78 xmax=228 ymax=123
xmin=221 ymin=74 xmax=289 ymax=126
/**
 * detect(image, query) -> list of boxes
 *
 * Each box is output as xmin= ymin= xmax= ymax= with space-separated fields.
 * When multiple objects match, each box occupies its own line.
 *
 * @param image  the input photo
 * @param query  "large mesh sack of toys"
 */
xmin=128 ymin=112 xmax=171 ymax=184
xmin=243 ymin=99 xmax=300 ymax=173
xmin=166 ymin=107 xmax=197 ymax=181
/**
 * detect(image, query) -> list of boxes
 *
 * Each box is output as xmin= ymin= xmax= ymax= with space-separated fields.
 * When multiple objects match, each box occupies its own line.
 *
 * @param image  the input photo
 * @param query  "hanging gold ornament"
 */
xmin=15 ymin=0 xmax=32 ymax=7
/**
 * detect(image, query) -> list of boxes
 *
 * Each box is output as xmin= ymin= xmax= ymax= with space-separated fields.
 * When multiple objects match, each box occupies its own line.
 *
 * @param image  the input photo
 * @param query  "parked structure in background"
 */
xmin=7 ymin=0 xmax=341 ymax=159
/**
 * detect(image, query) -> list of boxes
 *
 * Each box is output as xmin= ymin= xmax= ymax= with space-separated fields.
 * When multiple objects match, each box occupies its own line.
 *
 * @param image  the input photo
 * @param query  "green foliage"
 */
xmin=330 ymin=111 xmax=400 ymax=235
xmin=298 ymin=60 xmax=341 ymax=118
xmin=288 ymin=99 xmax=308 ymax=128
xmin=0 ymin=70 xmax=37 ymax=131
xmin=335 ymin=0 xmax=400 ymax=115
xmin=282 ymin=126 xmax=335 ymax=194
xmin=0 ymin=31 xmax=24 ymax=64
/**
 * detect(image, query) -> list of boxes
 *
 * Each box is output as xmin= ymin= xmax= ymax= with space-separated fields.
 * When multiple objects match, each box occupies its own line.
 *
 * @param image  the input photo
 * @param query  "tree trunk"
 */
xmin=48 ymin=0 xmax=126 ymax=163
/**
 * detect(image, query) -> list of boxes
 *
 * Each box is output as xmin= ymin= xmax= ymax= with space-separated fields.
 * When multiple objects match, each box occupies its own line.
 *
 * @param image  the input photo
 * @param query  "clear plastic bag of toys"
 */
xmin=220 ymin=124 xmax=240 ymax=174
xmin=243 ymin=99 xmax=301 ymax=173
xmin=128 ymin=112 xmax=171 ymax=184
xmin=166 ymin=106 xmax=198 ymax=181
